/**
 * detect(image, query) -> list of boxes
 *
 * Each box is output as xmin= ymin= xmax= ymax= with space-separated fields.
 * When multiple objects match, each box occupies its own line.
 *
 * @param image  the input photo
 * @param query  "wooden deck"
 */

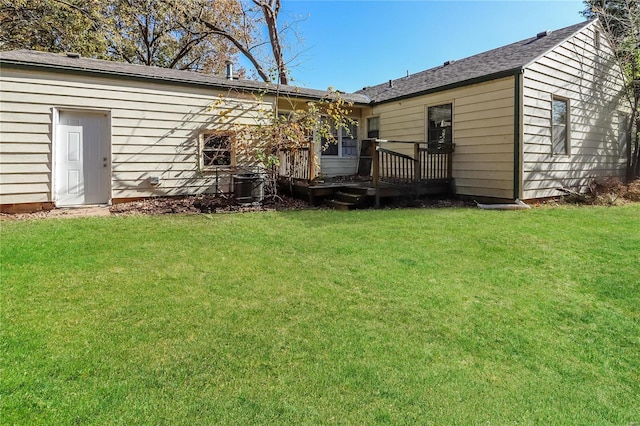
xmin=279 ymin=178 xmax=452 ymax=208
xmin=278 ymin=139 xmax=454 ymax=208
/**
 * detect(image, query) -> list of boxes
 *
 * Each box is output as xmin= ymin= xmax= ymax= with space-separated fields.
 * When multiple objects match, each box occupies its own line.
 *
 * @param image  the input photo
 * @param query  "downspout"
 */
xmin=513 ymin=69 xmax=524 ymax=200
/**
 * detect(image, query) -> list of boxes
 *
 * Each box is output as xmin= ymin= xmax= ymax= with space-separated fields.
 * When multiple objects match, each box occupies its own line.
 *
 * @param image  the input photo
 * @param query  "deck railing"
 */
xmin=277 ymin=138 xmax=452 ymax=190
xmin=278 ymin=142 xmax=316 ymax=181
xmin=371 ymin=139 xmax=453 ymax=186
xmin=375 ymin=148 xmax=416 ymax=183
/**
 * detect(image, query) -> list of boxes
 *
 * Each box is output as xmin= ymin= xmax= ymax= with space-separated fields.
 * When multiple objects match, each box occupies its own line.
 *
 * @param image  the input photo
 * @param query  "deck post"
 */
xmin=414 ymin=143 xmax=421 ymax=182
xmin=308 ymin=141 xmax=316 ymax=181
xmin=413 ymin=142 xmax=421 ymax=198
xmin=372 ymin=140 xmax=380 ymax=208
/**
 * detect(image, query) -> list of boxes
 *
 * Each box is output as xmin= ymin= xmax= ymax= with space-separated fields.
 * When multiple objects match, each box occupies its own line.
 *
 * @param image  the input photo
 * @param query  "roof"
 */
xmin=358 ymin=20 xmax=594 ymax=104
xmin=0 ymin=49 xmax=371 ymax=105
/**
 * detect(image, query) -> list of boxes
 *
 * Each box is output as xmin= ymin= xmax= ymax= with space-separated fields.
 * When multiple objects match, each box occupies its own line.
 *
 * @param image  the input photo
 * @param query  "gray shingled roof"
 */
xmin=0 ymin=49 xmax=370 ymax=104
xmin=358 ymin=21 xmax=594 ymax=104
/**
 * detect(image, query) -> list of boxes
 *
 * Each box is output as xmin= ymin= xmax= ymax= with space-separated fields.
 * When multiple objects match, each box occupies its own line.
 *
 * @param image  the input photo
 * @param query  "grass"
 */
xmin=1 ymin=205 xmax=639 ymax=425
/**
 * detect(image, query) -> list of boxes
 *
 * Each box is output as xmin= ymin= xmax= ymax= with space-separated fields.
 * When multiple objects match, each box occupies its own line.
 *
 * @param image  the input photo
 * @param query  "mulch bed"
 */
xmin=3 ymin=178 xmax=638 ymax=221
xmin=109 ymin=194 xmax=311 ymax=216
xmin=557 ymin=178 xmax=640 ymax=206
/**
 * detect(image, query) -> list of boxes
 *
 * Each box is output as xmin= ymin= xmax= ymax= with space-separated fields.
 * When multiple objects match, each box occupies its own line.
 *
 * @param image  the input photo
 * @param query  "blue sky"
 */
xmin=255 ymin=0 xmax=587 ymax=92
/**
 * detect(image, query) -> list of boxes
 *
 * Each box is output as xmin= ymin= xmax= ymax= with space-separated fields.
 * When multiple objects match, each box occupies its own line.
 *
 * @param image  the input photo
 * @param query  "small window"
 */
xmin=552 ymin=98 xmax=569 ymax=155
xmin=618 ymin=112 xmax=630 ymax=158
xmin=594 ymin=30 xmax=601 ymax=50
xmin=200 ymin=132 xmax=232 ymax=168
xmin=428 ymin=104 xmax=452 ymax=145
xmin=367 ymin=117 xmax=380 ymax=139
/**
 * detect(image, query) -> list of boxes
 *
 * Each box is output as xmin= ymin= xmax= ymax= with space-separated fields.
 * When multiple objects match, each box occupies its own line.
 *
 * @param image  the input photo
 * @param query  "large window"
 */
xmin=322 ymin=119 xmax=359 ymax=157
xmin=552 ymin=98 xmax=569 ymax=155
xmin=200 ymin=132 xmax=232 ymax=168
xmin=427 ymin=104 xmax=452 ymax=146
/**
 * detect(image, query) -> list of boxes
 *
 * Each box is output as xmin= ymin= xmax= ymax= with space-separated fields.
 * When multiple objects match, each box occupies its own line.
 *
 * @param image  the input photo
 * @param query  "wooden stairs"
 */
xmin=280 ymin=177 xmax=452 ymax=210
xmin=324 ymin=185 xmax=403 ymax=210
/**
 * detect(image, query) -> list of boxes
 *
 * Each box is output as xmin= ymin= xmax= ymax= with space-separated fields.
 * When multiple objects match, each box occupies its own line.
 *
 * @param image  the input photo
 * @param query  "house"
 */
xmin=0 ymin=19 xmax=630 ymax=212
xmin=0 ymin=50 xmax=370 ymax=212
xmin=358 ymin=19 xmax=629 ymax=200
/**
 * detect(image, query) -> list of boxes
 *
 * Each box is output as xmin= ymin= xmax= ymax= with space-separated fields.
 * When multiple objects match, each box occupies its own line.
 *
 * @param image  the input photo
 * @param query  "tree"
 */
xmin=253 ymin=0 xmax=289 ymax=84
xmin=104 ymin=0 xmax=241 ymax=74
xmin=0 ymin=0 xmax=245 ymax=75
xmin=0 ymin=0 xmax=108 ymax=57
xmin=178 ymin=0 xmax=291 ymax=84
xmin=210 ymin=88 xmax=356 ymax=199
xmin=583 ymin=0 xmax=640 ymax=179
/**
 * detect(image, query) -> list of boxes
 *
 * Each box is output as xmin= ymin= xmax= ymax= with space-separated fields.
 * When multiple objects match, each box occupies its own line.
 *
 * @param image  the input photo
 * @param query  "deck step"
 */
xmin=325 ymin=200 xmax=356 ymax=210
xmin=335 ymin=191 xmax=367 ymax=205
xmin=340 ymin=186 xmax=370 ymax=196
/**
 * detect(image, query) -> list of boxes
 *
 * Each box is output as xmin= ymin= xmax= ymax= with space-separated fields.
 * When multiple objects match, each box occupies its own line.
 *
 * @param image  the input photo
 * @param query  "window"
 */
xmin=367 ymin=117 xmax=380 ymax=139
xmin=552 ymin=98 xmax=569 ymax=155
xmin=618 ymin=112 xmax=630 ymax=158
xmin=321 ymin=119 xmax=359 ymax=157
xmin=594 ymin=30 xmax=601 ymax=50
xmin=200 ymin=132 xmax=232 ymax=168
xmin=341 ymin=121 xmax=358 ymax=156
xmin=427 ymin=104 xmax=452 ymax=145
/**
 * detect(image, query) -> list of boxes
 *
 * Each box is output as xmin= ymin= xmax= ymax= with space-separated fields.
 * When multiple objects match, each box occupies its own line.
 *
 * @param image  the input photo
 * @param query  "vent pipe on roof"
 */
xmin=443 ymin=60 xmax=455 ymax=66
xmin=225 ymin=61 xmax=234 ymax=80
xmin=388 ymin=79 xmax=393 ymax=88
xmin=536 ymin=30 xmax=551 ymax=39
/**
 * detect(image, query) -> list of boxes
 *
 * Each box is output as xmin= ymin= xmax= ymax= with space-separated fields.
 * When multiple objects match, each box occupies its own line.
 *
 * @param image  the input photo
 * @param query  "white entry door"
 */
xmin=55 ymin=110 xmax=110 ymax=207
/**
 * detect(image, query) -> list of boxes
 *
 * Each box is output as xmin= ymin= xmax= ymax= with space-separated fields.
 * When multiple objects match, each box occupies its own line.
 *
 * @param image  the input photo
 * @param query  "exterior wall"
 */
xmin=372 ymin=76 xmax=516 ymax=198
xmin=0 ymin=68 xmax=271 ymax=206
xmin=522 ymin=23 xmax=628 ymax=199
xmin=319 ymin=157 xmax=358 ymax=178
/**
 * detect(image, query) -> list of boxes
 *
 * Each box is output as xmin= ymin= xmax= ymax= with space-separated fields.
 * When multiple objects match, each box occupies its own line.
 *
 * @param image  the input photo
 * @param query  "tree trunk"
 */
xmin=256 ymin=0 xmax=288 ymax=85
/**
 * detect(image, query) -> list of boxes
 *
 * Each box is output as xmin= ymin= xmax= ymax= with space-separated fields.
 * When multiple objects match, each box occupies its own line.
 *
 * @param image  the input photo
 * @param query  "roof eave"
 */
xmin=0 ymin=58 xmax=370 ymax=105
xmin=522 ymin=19 xmax=596 ymax=71
xmin=370 ymin=67 xmax=525 ymax=105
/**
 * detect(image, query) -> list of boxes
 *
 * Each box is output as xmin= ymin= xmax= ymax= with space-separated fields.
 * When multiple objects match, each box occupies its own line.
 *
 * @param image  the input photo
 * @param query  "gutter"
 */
xmin=513 ymin=69 xmax=524 ymax=200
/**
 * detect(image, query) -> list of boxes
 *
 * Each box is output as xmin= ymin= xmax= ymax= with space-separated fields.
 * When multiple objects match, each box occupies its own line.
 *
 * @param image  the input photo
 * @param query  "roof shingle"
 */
xmin=357 ymin=21 xmax=593 ymax=104
xmin=0 ymin=49 xmax=371 ymax=104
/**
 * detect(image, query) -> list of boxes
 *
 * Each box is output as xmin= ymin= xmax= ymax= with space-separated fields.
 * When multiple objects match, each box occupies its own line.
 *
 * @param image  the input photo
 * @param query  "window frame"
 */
xmin=617 ymin=111 xmax=631 ymax=158
xmin=367 ymin=116 xmax=380 ymax=139
xmin=321 ymin=118 xmax=359 ymax=158
xmin=199 ymin=131 xmax=234 ymax=170
xmin=551 ymin=96 xmax=570 ymax=156
xmin=426 ymin=103 xmax=453 ymax=151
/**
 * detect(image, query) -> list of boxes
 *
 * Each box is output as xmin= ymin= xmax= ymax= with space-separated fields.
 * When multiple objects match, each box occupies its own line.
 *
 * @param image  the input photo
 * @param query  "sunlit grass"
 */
xmin=1 ymin=205 xmax=639 ymax=424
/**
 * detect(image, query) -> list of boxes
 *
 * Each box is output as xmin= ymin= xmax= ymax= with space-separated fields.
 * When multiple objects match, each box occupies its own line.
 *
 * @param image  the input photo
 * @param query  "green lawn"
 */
xmin=1 ymin=205 xmax=639 ymax=425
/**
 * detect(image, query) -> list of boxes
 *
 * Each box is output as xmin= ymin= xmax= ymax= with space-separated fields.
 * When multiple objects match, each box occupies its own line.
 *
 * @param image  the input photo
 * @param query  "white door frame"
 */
xmin=52 ymin=108 xmax=112 ymax=207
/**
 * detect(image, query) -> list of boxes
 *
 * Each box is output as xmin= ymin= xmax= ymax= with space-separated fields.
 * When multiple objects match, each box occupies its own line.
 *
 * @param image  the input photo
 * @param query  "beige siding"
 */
xmin=372 ymin=77 xmax=515 ymax=198
xmin=0 ymin=68 xmax=272 ymax=205
xmin=320 ymin=157 xmax=359 ymax=177
xmin=522 ymin=23 xmax=628 ymax=199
